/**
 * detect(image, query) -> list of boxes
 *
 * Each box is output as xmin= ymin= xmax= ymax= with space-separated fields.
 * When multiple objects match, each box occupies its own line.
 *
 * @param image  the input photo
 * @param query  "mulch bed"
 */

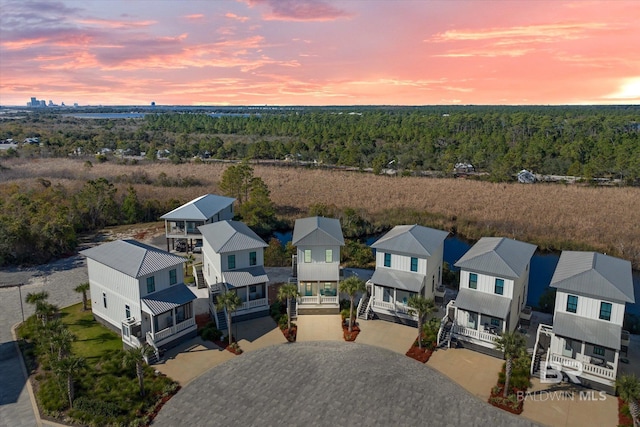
xmin=213 ymin=338 xmax=243 ymax=355
xmin=195 ymin=313 xmax=211 ymax=329
xmin=281 ymin=326 xmax=297 ymax=342
xmin=405 ymin=344 xmax=433 ymax=363
xmin=342 ymin=324 xmax=360 ymax=342
xmin=488 ymin=384 xmax=524 ymax=415
xmin=618 ymin=397 xmax=634 ymax=427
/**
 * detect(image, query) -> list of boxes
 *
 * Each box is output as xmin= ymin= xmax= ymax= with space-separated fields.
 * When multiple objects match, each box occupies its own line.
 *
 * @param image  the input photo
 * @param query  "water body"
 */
xmin=272 ymin=231 xmax=639 ymax=316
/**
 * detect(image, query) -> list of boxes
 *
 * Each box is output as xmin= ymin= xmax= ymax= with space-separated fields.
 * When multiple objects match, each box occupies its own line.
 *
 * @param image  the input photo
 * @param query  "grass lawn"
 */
xmin=59 ymin=303 xmax=122 ymax=361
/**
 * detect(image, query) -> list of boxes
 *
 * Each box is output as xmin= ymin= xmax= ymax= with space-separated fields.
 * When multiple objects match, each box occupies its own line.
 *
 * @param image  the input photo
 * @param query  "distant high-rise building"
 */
xmin=151 ymin=101 xmax=156 ymax=107
xmin=30 ymin=97 xmax=37 ymax=107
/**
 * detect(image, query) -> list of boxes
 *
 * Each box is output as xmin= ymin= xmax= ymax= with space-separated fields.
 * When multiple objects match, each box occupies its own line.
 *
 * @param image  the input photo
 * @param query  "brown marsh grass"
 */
xmin=2 ymin=157 xmax=640 ymax=267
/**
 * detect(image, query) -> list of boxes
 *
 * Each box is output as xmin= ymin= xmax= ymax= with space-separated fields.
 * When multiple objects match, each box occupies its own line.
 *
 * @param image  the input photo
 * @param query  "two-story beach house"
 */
xmin=449 ymin=237 xmax=537 ymax=355
xmin=364 ymin=225 xmax=449 ymax=325
xmin=531 ymin=251 xmax=635 ymax=393
xmin=292 ymin=216 xmax=345 ymax=314
xmin=81 ymin=240 xmax=197 ymax=360
xmin=199 ymin=220 xmax=269 ymax=330
xmin=160 ymin=194 xmax=235 ymax=251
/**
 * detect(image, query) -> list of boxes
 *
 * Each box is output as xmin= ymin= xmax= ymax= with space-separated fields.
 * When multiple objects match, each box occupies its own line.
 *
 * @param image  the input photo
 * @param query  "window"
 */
xmin=146 ymin=276 xmax=155 ymax=293
xmin=490 ymin=318 xmax=500 ymax=327
xmin=325 ymin=249 xmax=333 ymax=263
xmin=304 ymin=249 xmax=311 ymax=263
xmin=469 ymin=273 xmax=478 ymax=289
xmin=599 ymin=302 xmax=612 ymax=321
xmin=125 ymin=305 xmax=131 ymax=319
xmin=169 ymin=269 xmax=177 ymax=285
xmin=494 ymin=278 xmax=504 ymax=295
xmin=384 ymin=253 xmax=391 ymax=267
xmin=103 ymin=292 xmax=107 ymax=308
xmin=566 ymin=295 xmax=578 ymax=313
xmin=410 ymin=257 xmax=418 ymax=272
xmin=593 ymin=346 xmax=605 ymax=357
xmin=250 ymin=251 xmax=257 ymax=266
xmin=228 ymin=254 xmax=236 ymax=269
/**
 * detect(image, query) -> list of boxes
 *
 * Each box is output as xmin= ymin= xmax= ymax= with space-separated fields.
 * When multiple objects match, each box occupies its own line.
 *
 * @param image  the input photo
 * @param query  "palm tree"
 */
xmin=277 ymin=283 xmax=300 ymax=332
xmin=122 ymin=345 xmax=154 ymax=397
xmin=26 ymin=291 xmax=48 ymax=324
xmin=494 ymin=330 xmax=527 ymax=397
xmin=216 ymin=291 xmax=242 ymax=347
xmin=51 ymin=328 xmax=77 ymax=361
xmin=617 ymin=374 xmax=640 ymax=427
xmin=339 ymin=276 xmax=366 ymax=333
xmin=74 ymin=283 xmax=90 ymax=311
xmin=407 ymin=295 xmax=437 ymax=349
xmin=54 ymin=356 xmax=85 ymax=409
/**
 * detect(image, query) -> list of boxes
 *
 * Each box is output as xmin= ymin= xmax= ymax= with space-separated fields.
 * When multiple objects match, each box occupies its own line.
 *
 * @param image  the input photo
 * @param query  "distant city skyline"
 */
xmin=1 ymin=0 xmax=639 ymax=106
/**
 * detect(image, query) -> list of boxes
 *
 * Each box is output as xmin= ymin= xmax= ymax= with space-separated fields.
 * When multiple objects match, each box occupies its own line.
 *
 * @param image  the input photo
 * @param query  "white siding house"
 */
xmin=199 ymin=220 xmax=269 ymax=329
xmin=292 ymin=216 xmax=345 ymax=314
xmin=160 ymin=194 xmax=235 ymax=251
xmin=366 ymin=225 xmax=449 ymax=324
xmin=532 ymin=251 xmax=635 ymax=393
xmin=449 ymin=237 xmax=536 ymax=353
xmin=81 ymin=240 xmax=197 ymax=360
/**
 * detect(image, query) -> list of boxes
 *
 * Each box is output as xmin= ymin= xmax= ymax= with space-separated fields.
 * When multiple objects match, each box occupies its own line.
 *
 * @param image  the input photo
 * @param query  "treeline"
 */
xmin=0 ymin=179 xmax=180 ymax=266
xmin=1 ymin=106 xmax=639 ymax=182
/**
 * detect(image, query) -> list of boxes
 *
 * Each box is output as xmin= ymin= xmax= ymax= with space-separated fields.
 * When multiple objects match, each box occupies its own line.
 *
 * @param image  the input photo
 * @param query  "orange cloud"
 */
xmin=184 ymin=14 xmax=205 ymax=20
xmin=225 ymin=13 xmax=250 ymax=22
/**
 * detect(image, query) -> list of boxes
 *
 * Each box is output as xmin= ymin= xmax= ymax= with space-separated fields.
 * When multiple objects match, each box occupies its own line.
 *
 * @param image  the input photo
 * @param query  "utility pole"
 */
xmin=18 ymin=283 xmax=25 ymax=322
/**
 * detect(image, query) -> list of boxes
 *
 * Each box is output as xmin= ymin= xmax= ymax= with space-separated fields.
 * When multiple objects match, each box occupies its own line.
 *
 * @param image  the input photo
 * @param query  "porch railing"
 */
xmin=549 ymin=353 xmax=616 ymax=380
xmin=371 ymin=298 xmax=412 ymax=316
xmin=452 ymin=324 xmax=497 ymax=343
xmin=148 ymin=317 xmax=196 ymax=344
xmin=240 ymin=298 xmax=268 ymax=310
xmin=298 ymin=295 xmax=339 ymax=305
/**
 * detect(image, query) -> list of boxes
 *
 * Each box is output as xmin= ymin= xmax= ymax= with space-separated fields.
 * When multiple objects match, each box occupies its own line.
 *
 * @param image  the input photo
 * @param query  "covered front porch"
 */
xmin=208 ymin=266 xmax=270 ymax=323
xmin=297 ymin=281 xmax=340 ymax=309
xmin=123 ymin=283 xmax=198 ymax=355
xmin=367 ymin=268 xmax=425 ymax=323
xmin=544 ymin=312 xmax=622 ymax=389
xmin=450 ymin=289 xmax=511 ymax=349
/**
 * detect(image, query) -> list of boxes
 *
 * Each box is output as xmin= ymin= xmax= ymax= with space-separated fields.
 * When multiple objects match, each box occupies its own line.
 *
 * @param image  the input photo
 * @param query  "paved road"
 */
xmin=0 ymin=254 xmax=88 ymax=427
xmin=153 ymin=341 xmax=538 ymax=427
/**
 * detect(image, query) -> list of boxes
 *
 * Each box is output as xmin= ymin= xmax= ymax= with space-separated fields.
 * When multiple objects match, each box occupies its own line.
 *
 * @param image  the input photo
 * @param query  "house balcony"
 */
xmin=299 ymin=295 xmax=339 ymax=305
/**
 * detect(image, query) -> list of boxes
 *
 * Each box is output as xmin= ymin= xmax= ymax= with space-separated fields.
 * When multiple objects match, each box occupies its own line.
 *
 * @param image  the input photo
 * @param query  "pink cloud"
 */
xmin=184 ymin=14 xmax=205 ymax=20
xmin=225 ymin=13 xmax=250 ymax=22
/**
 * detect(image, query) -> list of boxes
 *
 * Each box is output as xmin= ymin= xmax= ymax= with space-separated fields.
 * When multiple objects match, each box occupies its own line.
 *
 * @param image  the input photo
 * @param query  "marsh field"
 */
xmin=2 ymin=156 xmax=639 ymax=268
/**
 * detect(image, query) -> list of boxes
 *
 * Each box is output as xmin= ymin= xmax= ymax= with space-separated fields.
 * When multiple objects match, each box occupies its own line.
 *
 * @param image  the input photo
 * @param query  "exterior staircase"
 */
xmin=357 ymin=294 xmax=372 ymax=320
xmin=530 ymin=349 xmax=547 ymax=379
xmin=437 ymin=321 xmax=452 ymax=348
xmin=216 ymin=308 xmax=228 ymax=332
xmin=289 ymin=299 xmax=298 ymax=320
xmin=195 ymin=265 xmax=206 ymax=289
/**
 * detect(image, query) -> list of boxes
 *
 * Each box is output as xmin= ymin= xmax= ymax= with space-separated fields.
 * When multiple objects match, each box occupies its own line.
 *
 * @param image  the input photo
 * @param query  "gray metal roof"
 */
xmin=199 ymin=220 xmax=268 ymax=253
xmin=454 ymin=288 xmax=511 ymax=319
xmin=298 ymin=263 xmax=340 ymax=282
xmin=224 ymin=266 xmax=269 ymax=288
xmin=454 ymin=237 xmax=537 ymax=279
xmin=141 ymin=283 xmax=197 ymax=316
xmin=553 ymin=311 xmax=621 ymax=350
xmin=369 ymin=268 xmax=425 ymax=293
xmin=292 ymin=217 xmax=345 ymax=247
xmin=81 ymin=240 xmax=185 ymax=278
xmin=550 ymin=251 xmax=635 ymax=303
xmin=160 ymin=194 xmax=235 ymax=221
xmin=371 ymin=225 xmax=449 ymax=257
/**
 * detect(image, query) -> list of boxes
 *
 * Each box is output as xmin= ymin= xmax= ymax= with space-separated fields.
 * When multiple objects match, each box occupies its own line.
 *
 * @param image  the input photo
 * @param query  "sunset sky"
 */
xmin=1 ymin=0 xmax=639 ymax=106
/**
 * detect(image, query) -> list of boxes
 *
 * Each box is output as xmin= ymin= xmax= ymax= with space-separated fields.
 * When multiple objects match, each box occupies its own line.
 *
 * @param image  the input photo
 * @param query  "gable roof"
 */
xmin=550 ymin=251 xmax=635 ymax=303
xmin=371 ymin=224 xmax=449 ymax=257
xmin=81 ymin=240 xmax=184 ymax=278
xmin=199 ymin=220 xmax=267 ymax=253
xmin=369 ymin=268 xmax=425 ymax=292
xmin=160 ymin=194 xmax=235 ymax=221
xmin=454 ymin=237 xmax=537 ymax=279
xmin=292 ymin=216 xmax=345 ymax=247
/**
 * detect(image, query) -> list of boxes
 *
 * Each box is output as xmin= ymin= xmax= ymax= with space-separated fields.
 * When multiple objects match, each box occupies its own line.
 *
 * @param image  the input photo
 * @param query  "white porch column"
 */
xmin=613 ymin=350 xmax=620 ymax=373
xmin=580 ymin=341 xmax=586 ymax=359
xmin=172 ymin=308 xmax=177 ymax=328
xmin=393 ymin=288 xmax=397 ymax=313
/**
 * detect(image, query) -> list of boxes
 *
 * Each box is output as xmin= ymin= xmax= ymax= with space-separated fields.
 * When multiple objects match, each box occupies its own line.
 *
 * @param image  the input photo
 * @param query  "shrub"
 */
xmin=37 ymin=375 xmax=68 ymax=413
xmin=270 ymin=301 xmax=284 ymax=322
xmin=278 ymin=314 xmax=289 ymax=329
xmin=200 ymin=324 xmax=222 ymax=342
